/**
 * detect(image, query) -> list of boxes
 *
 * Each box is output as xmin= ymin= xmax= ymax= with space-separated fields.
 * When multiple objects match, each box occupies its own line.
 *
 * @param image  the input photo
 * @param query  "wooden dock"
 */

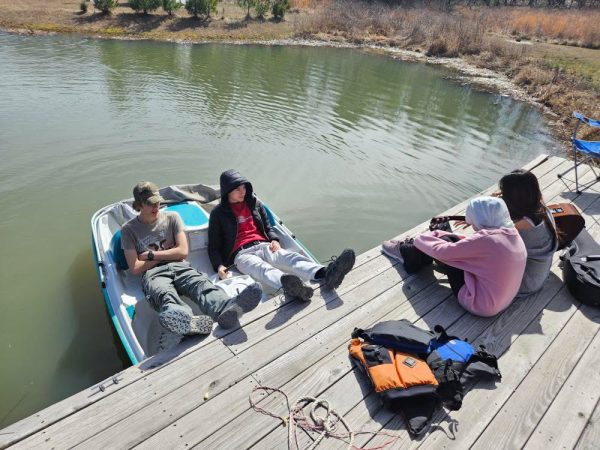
xmin=2 ymin=155 xmax=600 ymax=450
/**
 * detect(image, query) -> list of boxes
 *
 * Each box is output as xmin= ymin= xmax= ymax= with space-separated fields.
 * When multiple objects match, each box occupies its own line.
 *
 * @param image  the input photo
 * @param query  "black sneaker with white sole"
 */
xmin=324 ymin=249 xmax=356 ymax=290
xmin=217 ymin=282 xmax=263 ymax=329
xmin=281 ymin=274 xmax=314 ymax=302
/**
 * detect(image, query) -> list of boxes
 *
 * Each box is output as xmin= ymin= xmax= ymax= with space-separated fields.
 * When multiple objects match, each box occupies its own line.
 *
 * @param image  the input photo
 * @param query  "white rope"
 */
xmin=249 ymin=386 xmax=402 ymax=450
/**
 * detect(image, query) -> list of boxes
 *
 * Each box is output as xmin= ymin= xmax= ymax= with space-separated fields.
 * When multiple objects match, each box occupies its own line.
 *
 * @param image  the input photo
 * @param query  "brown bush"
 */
xmin=514 ymin=65 xmax=554 ymax=86
xmin=427 ymin=37 xmax=448 ymax=56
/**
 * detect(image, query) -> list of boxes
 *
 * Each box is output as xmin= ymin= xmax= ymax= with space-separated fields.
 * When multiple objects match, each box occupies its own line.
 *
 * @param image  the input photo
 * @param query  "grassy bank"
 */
xmin=1 ymin=0 xmax=598 ymax=145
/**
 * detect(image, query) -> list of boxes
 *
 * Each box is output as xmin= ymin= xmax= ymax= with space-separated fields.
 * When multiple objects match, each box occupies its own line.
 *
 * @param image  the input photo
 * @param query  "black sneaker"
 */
xmin=324 ymin=249 xmax=356 ymax=290
xmin=217 ymin=282 xmax=263 ymax=329
xmin=281 ymin=274 xmax=314 ymax=302
xmin=399 ymin=238 xmax=433 ymax=274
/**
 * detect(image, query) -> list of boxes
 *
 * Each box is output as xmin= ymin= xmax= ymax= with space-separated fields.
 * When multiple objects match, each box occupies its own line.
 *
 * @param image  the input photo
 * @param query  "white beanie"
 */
xmin=465 ymin=196 xmax=514 ymax=231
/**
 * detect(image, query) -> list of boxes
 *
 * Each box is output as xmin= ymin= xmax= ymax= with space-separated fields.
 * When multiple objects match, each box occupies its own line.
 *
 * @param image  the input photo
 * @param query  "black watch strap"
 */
xmin=148 ymin=250 xmax=154 ymax=261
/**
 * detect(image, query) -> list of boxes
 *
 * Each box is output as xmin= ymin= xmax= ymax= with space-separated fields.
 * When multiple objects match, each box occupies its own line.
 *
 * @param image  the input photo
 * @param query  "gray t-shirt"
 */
xmin=517 ymin=210 xmax=557 ymax=297
xmin=121 ymin=212 xmax=184 ymax=255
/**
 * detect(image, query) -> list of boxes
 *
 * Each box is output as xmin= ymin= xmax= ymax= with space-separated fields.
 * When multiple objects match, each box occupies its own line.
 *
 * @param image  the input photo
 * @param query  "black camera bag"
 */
xmin=560 ymin=228 xmax=600 ymax=306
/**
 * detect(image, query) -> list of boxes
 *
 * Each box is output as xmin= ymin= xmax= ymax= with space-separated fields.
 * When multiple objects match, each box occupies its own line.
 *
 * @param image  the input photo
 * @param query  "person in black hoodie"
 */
xmin=208 ymin=169 xmax=356 ymax=302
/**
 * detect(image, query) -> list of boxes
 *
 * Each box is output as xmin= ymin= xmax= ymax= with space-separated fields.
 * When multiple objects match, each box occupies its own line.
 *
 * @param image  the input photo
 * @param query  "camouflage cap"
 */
xmin=133 ymin=181 xmax=165 ymax=206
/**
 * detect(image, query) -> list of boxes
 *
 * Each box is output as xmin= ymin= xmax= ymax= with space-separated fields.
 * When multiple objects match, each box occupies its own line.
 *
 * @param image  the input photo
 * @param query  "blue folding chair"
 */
xmin=557 ymin=111 xmax=600 ymax=194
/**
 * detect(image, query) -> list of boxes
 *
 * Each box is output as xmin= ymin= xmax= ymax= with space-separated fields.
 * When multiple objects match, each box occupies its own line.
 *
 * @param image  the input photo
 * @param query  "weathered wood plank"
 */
xmin=522 ymin=319 xmax=600 ymax=449
xmin=470 ymin=306 xmax=600 ymax=450
xmin=10 ymin=339 xmax=238 ymax=449
xmin=575 ymin=398 xmax=600 ymax=450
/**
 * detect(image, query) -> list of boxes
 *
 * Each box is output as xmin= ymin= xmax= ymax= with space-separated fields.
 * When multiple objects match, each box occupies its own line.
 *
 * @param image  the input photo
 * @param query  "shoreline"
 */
xmin=0 ymin=10 xmax=600 ymax=151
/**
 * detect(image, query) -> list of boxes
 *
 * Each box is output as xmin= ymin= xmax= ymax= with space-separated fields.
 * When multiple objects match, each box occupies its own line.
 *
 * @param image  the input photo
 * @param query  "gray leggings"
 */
xmin=142 ymin=261 xmax=230 ymax=320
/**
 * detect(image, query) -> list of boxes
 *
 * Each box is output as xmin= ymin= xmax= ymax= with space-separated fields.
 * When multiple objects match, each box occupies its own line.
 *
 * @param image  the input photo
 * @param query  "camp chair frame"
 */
xmin=557 ymin=112 xmax=600 ymax=194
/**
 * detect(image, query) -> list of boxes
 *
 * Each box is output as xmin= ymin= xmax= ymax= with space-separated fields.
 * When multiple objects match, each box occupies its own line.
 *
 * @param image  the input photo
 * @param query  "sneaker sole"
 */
xmin=160 ymin=309 xmax=213 ymax=336
xmin=381 ymin=246 xmax=404 ymax=263
xmin=281 ymin=275 xmax=313 ymax=302
xmin=217 ymin=283 xmax=263 ymax=329
xmin=325 ymin=249 xmax=356 ymax=290
xmin=188 ymin=315 xmax=214 ymax=335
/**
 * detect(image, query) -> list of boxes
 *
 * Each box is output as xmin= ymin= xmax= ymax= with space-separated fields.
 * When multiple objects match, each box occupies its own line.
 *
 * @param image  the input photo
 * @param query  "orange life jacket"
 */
xmin=348 ymin=338 xmax=439 ymax=435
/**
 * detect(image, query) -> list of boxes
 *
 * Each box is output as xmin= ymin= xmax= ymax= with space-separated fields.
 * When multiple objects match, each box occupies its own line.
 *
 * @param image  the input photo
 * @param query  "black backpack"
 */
xmin=560 ymin=228 xmax=600 ymax=306
xmin=351 ymin=319 xmax=435 ymax=357
xmin=427 ymin=325 xmax=501 ymax=411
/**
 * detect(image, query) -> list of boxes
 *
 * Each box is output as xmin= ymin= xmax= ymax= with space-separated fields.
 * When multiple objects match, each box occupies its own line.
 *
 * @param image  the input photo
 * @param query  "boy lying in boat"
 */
xmin=208 ymin=169 xmax=356 ymax=302
xmin=121 ymin=182 xmax=263 ymax=352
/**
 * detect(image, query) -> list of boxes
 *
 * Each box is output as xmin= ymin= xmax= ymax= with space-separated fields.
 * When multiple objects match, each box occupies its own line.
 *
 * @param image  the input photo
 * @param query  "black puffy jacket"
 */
xmin=208 ymin=170 xmax=279 ymax=271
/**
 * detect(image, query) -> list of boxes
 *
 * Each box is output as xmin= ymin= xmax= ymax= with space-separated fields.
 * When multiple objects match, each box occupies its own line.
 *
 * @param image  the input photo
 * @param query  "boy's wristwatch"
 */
xmin=147 ymin=251 xmax=154 ymax=261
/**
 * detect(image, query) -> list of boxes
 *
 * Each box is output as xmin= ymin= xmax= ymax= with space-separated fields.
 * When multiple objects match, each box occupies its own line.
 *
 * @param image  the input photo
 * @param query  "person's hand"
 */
xmin=455 ymin=220 xmax=470 ymax=230
xmin=269 ymin=241 xmax=281 ymax=252
xmin=139 ymin=251 xmax=150 ymax=261
xmin=491 ymin=191 xmax=502 ymax=198
xmin=218 ymin=265 xmax=231 ymax=280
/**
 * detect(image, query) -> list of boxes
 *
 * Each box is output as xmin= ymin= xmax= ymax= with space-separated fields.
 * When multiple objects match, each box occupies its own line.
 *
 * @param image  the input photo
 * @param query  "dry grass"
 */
xmin=0 ymin=0 xmax=300 ymax=41
xmin=296 ymin=2 xmax=489 ymax=55
xmin=483 ymin=7 xmax=600 ymax=48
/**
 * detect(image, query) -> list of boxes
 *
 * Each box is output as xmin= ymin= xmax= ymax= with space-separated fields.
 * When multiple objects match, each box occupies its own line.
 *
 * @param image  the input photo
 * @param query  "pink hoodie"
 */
xmin=414 ymin=229 xmax=527 ymax=317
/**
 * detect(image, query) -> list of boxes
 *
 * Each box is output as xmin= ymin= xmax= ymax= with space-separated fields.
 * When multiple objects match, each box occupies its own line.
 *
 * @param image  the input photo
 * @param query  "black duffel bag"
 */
xmin=560 ymin=228 xmax=600 ymax=306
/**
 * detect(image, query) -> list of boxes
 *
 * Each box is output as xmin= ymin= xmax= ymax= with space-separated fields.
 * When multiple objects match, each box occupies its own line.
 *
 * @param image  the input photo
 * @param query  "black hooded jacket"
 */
xmin=208 ymin=169 xmax=279 ymax=270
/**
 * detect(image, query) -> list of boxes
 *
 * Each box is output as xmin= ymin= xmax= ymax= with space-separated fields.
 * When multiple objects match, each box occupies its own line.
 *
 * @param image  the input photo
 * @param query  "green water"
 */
xmin=0 ymin=32 xmax=559 ymax=427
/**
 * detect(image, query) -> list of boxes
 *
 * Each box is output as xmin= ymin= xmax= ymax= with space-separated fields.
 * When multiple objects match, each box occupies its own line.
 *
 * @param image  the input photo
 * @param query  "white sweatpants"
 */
xmin=233 ymin=243 xmax=323 ymax=290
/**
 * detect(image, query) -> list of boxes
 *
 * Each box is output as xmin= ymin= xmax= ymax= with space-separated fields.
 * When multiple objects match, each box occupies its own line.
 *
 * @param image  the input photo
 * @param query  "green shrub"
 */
xmin=93 ymin=0 xmax=118 ymax=14
xmin=162 ymin=0 xmax=182 ymax=16
xmin=130 ymin=0 xmax=162 ymax=14
xmin=255 ymin=0 xmax=270 ymax=19
xmin=271 ymin=0 xmax=289 ymax=21
xmin=186 ymin=0 xmax=218 ymax=18
xmin=80 ymin=0 xmax=89 ymax=13
xmin=237 ymin=0 xmax=256 ymax=19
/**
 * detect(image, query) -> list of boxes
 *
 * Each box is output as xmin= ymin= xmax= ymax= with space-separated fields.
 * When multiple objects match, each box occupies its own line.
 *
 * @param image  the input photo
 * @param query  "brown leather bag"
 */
xmin=548 ymin=203 xmax=585 ymax=250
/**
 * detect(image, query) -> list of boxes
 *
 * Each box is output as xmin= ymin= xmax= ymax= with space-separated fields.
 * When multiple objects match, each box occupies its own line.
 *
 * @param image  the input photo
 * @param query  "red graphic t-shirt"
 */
xmin=230 ymin=201 xmax=267 ymax=254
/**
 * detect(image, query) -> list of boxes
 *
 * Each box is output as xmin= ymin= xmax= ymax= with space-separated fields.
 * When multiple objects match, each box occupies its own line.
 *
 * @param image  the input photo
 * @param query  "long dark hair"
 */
xmin=499 ymin=169 xmax=558 ymax=242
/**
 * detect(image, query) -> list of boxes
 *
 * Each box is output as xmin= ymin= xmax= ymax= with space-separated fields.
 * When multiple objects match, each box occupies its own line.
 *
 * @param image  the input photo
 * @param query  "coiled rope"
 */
xmin=249 ymin=386 xmax=402 ymax=450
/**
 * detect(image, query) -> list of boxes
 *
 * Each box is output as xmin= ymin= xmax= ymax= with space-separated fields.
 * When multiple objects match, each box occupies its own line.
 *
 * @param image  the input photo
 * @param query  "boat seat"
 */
xmin=110 ymin=230 xmax=129 ymax=271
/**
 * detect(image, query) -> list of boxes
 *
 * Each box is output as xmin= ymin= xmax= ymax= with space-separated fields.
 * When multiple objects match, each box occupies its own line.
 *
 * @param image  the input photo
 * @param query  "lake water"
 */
xmin=0 ymin=31 xmax=560 ymax=427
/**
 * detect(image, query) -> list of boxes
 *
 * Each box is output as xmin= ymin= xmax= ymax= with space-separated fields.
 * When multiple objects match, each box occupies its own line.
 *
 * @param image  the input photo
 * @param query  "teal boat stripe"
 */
xmin=92 ymin=232 xmax=139 ymax=365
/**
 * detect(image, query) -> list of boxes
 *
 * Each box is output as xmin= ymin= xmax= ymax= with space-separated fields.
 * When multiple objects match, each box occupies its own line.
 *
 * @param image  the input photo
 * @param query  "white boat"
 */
xmin=91 ymin=183 xmax=318 ymax=364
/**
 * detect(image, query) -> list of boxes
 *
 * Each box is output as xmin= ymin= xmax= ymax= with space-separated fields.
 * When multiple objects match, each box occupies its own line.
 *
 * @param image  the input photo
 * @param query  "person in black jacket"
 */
xmin=208 ymin=170 xmax=355 ymax=302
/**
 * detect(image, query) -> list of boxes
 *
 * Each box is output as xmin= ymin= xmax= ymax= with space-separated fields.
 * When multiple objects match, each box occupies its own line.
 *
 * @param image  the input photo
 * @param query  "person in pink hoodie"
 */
xmin=384 ymin=197 xmax=527 ymax=317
